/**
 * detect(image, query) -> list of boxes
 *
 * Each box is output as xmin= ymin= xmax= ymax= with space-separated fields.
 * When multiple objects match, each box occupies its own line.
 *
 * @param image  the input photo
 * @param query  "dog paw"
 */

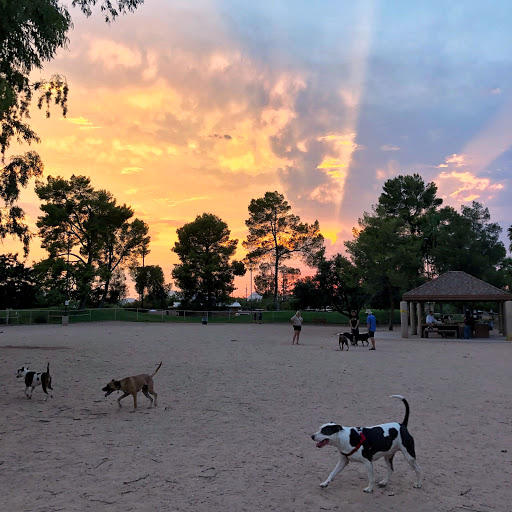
xmin=363 ymin=487 xmax=374 ymax=493
xmin=320 ymin=482 xmax=329 ymax=488
xmin=377 ymin=481 xmax=388 ymax=487
xmin=413 ymin=483 xmax=422 ymax=489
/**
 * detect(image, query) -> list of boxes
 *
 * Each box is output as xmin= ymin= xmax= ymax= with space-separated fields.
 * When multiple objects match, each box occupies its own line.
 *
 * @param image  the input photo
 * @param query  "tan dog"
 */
xmin=102 ymin=362 xmax=162 ymax=410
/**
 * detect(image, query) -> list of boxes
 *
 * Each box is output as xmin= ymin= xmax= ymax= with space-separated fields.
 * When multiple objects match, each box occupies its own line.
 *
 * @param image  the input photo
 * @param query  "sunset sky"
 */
xmin=4 ymin=0 xmax=512 ymax=298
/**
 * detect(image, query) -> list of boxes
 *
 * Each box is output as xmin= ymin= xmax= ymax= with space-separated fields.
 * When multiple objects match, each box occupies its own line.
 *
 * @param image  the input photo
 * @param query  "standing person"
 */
xmin=366 ymin=309 xmax=377 ymax=350
xmin=463 ymin=309 xmax=472 ymax=339
xmin=349 ymin=310 xmax=360 ymax=338
xmin=290 ymin=311 xmax=303 ymax=344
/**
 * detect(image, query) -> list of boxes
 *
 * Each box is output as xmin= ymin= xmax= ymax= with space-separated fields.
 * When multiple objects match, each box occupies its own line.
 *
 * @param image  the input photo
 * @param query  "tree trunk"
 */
xmin=388 ymin=284 xmax=394 ymax=331
xmin=98 ymin=276 xmax=111 ymax=309
xmin=274 ymin=258 xmax=280 ymax=310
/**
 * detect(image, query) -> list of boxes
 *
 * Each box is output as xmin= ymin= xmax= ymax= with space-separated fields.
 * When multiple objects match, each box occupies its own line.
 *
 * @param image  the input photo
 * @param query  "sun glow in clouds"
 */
xmin=436 ymin=154 xmax=505 ymax=202
xmin=313 ymin=133 xmax=359 ymax=204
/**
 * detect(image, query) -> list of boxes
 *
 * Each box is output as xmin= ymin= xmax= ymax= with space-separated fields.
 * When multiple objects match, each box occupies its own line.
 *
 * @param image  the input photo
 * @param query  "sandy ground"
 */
xmin=1 ymin=322 xmax=511 ymax=512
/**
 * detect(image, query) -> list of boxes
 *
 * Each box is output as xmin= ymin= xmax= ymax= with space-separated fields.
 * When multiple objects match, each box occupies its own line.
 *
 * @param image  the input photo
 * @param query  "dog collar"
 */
xmin=342 ymin=432 xmax=366 ymax=458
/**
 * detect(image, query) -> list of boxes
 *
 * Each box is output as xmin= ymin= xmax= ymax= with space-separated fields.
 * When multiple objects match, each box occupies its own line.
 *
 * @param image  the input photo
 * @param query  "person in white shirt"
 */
xmin=426 ymin=311 xmax=438 ymax=327
xmin=290 ymin=311 xmax=303 ymax=344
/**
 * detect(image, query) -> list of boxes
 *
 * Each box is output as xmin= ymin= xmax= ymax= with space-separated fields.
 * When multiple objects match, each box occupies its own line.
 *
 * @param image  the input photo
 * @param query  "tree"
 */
xmin=243 ymin=191 xmax=324 ymax=309
xmin=345 ymin=174 xmax=444 ymax=329
xmin=346 ymin=213 xmax=424 ymax=329
xmin=253 ymin=262 xmax=274 ymax=297
xmin=509 ymin=225 xmax=512 ymax=253
xmin=1 ymin=0 xmax=144 ymax=252
xmin=131 ymin=242 xmax=150 ymax=307
xmin=0 ymin=152 xmax=44 ymax=254
xmin=0 ymin=253 xmax=38 ymax=308
xmin=35 ymin=174 xmax=149 ymax=308
xmin=172 ymin=213 xmax=245 ymax=309
xmin=429 ymin=202 xmax=506 ymax=285
xmin=376 ymin=174 xmax=443 ymax=235
xmin=33 ymin=255 xmax=70 ymax=306
xmin=253 ymin=262 xmax=300 ymax=303
xmin=96 ymin=217 xmax=149 ymax=307
xmin=130 ymin=264 xmax=170 ymax=309
xmin=314 ymin=253 xmax=368 ymax=317
xmin=292 ymin=276 xmax=327 ymax=310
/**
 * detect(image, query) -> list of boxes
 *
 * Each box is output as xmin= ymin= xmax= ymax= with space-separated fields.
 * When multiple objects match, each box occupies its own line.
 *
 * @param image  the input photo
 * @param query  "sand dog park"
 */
xmin=1 ymin=321 xmax=511 ymax=511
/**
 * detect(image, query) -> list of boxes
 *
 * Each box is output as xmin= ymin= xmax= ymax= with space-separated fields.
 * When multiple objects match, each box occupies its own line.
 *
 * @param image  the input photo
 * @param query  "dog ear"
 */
xmin=114 ymin=380 xmax=121 ymax=389
xmin=321 ymin=424 xmax=343 ymax=436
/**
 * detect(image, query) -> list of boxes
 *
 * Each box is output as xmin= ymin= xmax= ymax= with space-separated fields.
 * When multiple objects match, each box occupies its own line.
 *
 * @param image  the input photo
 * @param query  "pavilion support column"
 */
xmin=400 ymin=301 xmax=408 ymax=338
xmin=416 ymin=303 xmax=423 ymax=337
xmin=504 ymin=301 xmax=512 ymax=339
xmin=410 ymin=302 xmax=417 ymax=335
xmin=498 ymin=302 xmax=504 ymax=334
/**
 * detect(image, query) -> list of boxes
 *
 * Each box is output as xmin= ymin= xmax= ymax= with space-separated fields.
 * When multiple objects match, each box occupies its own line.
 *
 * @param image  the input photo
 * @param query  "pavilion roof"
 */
xmin=402 ymin=271 xmax=511 ymax=302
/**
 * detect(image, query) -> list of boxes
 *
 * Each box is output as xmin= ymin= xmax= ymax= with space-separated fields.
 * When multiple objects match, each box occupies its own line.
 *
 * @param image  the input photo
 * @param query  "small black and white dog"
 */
xmin=16 ymin=363 xmax=53 ymax=400
xmin=311 ymin=395 xmax=422 ymax=493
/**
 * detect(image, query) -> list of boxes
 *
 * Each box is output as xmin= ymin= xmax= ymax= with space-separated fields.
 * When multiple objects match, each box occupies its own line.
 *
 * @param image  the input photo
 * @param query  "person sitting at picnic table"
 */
xmin=426 ymin=311 xmax=439 ymax=328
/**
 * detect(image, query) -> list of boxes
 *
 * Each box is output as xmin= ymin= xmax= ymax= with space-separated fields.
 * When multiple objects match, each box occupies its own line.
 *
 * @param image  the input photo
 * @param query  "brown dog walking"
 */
xmin=102 ymin=362 xmax=162 ymax=410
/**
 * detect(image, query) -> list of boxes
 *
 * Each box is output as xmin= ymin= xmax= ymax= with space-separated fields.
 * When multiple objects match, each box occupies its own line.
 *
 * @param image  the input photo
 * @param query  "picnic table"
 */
xmin=421 ymin=323 xmax=461 ymax=338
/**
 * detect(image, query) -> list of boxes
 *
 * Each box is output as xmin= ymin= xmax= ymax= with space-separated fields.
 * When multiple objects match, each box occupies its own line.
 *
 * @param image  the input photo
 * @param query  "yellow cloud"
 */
xmin=321 ymin=229 xmax=338 ymax=244
xmin=314 ymin=132 xmax=358 ymax=204
xmin=317 ymin=158 xmax=347 ymax=169
xmin=67 ymin=116 xmax=93 ymax=126
xmin=121 ymin=167 xmax=143 ymax=175
xmin=153 ymin=196 xmax=209 ymax=207
xmin=112 ymin=140 xmax=163 ymax=158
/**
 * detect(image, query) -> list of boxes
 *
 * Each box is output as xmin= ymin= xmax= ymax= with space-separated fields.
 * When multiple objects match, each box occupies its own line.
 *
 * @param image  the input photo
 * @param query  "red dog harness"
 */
xmin=342 ymin=432 xmax=366 ymax=457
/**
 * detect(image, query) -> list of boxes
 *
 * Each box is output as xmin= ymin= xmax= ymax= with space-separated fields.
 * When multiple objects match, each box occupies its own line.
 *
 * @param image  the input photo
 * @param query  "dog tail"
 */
xmin=47 ymin=362 xmax=50 ymax=374
xmin=390 ymin=395 xmax=410 ymax=426
xmin=152 ymin=362 xmax=163 ymax=377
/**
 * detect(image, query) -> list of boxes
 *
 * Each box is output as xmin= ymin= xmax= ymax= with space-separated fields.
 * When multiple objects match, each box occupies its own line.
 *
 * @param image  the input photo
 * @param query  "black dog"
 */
xmin=342 ymin=332 xmax=357 ymax=346
xmin=343 ymin=331 xmax=369 ymax=346
xmin=355 ymin=332 xmax=370 ymax=346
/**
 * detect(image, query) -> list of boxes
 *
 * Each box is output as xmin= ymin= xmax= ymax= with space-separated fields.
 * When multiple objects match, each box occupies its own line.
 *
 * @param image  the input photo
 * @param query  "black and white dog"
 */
xmin=15 ymin=363 xmax=53 ymax=400
xmin=311 ymin=395 xmax=422 ymax=493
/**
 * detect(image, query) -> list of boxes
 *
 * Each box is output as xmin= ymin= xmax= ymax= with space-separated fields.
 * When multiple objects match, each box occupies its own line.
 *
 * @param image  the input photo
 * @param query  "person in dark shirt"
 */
xmin=349 ymin=310 xmax=360 ymax=338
